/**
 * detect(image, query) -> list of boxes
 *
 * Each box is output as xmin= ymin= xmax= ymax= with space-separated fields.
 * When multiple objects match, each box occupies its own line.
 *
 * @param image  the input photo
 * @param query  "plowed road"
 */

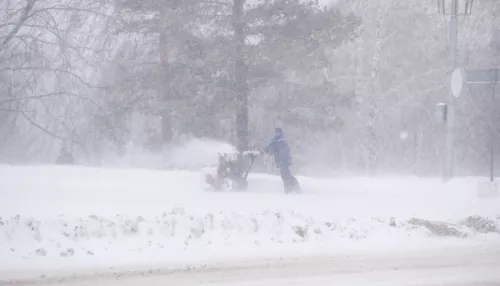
xmin=3 ymin=245 xmax=500 ymax=286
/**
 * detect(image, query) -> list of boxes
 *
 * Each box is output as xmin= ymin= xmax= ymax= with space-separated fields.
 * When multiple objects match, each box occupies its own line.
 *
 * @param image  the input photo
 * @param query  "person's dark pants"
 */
xmin=279 ymin=165 xmax=299 ymax=192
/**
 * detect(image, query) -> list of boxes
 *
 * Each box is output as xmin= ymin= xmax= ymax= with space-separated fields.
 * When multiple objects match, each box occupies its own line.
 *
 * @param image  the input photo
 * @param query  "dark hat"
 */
xmin=275 ymin=127 xmax=283 ymax=135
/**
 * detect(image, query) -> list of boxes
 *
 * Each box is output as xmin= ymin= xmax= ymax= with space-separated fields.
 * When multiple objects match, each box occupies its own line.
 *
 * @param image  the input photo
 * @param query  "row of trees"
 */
xmin=0 ymin=0 xmax=499 ymax=176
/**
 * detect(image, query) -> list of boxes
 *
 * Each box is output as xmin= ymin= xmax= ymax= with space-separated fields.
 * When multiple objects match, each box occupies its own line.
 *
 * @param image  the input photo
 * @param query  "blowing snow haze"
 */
xmin=0 ymin=0 xmax=497 ymax=176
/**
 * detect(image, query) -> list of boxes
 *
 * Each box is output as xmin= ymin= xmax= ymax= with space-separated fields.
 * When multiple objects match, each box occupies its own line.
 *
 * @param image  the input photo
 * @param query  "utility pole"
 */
xmin=445 ymin=0 xmax=458 ymax=181
xmin=489 ymin=74 xmax=496 ymax=182
xmin=438 ymin=0 xmax=473 ymax=181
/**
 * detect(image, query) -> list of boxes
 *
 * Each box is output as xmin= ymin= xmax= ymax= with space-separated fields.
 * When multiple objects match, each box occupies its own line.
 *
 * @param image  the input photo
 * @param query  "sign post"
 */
xmin=457 ymin=67 xmax=499 ymax=197
xmin=456 ymin=68 xmax=499 ymax=182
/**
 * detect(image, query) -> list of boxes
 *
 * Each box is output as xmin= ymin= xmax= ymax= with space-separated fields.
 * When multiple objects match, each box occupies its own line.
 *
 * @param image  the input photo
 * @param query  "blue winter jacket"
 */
xmin=263 ymin=134 xmax=292 ymax=167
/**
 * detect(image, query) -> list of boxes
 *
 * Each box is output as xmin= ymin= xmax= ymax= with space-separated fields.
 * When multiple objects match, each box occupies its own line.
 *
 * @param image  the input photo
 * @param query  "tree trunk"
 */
xmin=232 ymin=0 xmax=249 ymax=152
xmin=337 ymin=132 xmax=347 ymax=172
xmin=159 ymin=22 xmax=173 ymax=144
xmin=0 ymin=86 xmax=18 ymax=147
xmin=366 ymin=95 xmax=378 ymax=174
xmin=161 ymin=110 xmax=173 ymax=143
xmin=355 ymin=24 xmax=381 ymax=175
xmin=354 ymin=32 xmax=368 ymax=172
xmin=366 ymin=26 xmax=383 ymax=175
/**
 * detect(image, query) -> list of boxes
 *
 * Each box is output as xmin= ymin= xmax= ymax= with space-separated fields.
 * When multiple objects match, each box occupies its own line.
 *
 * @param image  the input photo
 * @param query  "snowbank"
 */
xmin=0 ymin=165 xmax=499 ymax=273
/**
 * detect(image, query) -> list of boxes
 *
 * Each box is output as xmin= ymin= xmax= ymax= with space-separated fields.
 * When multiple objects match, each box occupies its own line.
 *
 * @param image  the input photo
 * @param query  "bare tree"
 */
xmin=0 ymin=0 xmax=114 ymax=161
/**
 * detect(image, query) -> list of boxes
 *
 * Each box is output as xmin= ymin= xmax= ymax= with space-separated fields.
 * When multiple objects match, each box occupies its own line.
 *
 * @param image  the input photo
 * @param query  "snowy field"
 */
xmin=1 ymin=160 xmax=500 ymax=284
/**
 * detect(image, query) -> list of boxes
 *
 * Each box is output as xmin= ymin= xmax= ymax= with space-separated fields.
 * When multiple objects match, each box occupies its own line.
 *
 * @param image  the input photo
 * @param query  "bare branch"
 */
xmin=1 ymin=0 xmax=36 ymax=50
xmin=0 ymin=66 xmax=107 ymax=89
xmin=0 ymin=91 xmax=102 ymax=108
xmin=30 ymin=5 xmax=118 ymax=26
xmin=20 ymin=110 xmax=68 ymax=142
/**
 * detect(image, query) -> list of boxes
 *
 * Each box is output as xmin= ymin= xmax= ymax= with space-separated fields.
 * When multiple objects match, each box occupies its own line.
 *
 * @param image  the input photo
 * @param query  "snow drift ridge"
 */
xmin=1 ymin=210 xmax=498 ymax=263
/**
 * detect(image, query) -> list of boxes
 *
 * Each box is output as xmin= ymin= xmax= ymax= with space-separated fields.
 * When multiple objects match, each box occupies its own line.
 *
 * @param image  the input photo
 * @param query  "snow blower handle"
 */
xmin=242 ymin=150 xmax=261 ymax=160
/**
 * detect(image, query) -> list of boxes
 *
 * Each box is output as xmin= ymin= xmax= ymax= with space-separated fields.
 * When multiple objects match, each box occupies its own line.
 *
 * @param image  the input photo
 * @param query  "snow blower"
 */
xmin=201 ymin=150 xmax=261 ymax=192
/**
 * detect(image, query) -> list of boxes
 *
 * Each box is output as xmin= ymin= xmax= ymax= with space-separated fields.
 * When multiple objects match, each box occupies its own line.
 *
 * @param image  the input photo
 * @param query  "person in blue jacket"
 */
xmin=262 ymin=128 xmax=300 ymax=193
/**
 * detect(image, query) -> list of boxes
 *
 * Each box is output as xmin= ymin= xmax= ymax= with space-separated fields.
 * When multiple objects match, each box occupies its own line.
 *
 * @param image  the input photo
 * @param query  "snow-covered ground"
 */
xmin=1 ymin=154 xmax=499 ymax=283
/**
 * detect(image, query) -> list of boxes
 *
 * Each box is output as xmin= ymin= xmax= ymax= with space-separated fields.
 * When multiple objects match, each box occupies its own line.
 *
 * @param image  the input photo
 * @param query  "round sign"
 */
xmin=451 ymin=68 xmax=464 ymax=98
